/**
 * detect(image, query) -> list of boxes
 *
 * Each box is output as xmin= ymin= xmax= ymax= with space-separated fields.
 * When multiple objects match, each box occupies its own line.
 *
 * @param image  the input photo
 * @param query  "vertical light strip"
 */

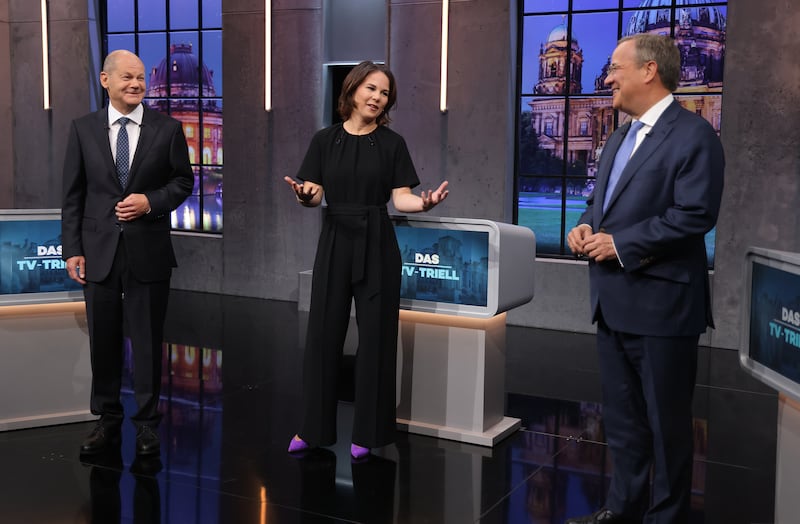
xmin=40 ymin=0 xmax=51 ymax=110
xmin=264 ymin=0 xmax=272 ymax=111
xmin=439 ymin=0 xmax=449 ymax=113
xmin=260 ymin=486 xmax=267 ymax=524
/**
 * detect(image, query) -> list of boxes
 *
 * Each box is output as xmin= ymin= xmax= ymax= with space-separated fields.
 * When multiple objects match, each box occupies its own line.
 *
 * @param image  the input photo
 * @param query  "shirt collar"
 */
xmin=637 ymin=93 xmax=674 ymax=130
xmin=107 ymin=104 xmax=144 ymax=127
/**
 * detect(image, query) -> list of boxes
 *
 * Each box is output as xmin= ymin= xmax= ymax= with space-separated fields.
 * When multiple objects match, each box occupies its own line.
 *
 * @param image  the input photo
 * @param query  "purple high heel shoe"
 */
xmin=288 ymin=435 xmax=310 ymax=453
xmin=350 ymin=443 xmax=370 ymax=459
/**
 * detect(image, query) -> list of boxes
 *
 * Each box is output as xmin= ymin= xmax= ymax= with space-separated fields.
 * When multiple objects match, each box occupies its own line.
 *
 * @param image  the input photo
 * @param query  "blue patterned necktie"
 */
xmin=603 ymin=120 xmax=644 ymax=213
xmin=116 ymin=117 xmax=130 ymax=189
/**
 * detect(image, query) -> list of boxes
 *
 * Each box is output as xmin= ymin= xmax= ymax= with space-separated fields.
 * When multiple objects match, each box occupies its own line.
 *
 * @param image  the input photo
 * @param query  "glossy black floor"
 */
xmin=0 ymin=291 xmax=778 ymax=523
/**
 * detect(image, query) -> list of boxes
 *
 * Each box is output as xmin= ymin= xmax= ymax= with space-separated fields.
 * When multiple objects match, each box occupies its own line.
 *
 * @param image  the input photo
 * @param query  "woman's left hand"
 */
xmin=420 ymin=181 xmax=449 ymax=211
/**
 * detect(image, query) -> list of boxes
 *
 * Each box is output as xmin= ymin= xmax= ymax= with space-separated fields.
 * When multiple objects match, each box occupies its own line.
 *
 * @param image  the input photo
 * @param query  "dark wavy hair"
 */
xmin=337 ymin=61 xmax=396 ymax=126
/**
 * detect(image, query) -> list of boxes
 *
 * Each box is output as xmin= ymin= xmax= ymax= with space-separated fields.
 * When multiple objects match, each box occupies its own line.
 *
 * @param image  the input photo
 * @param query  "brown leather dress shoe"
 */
xmin=135 ymin=425 xmax=161 ymax=456
xmin=80 ymin=423 xmax=120 ymax=455
xmin=564 ymin=508 xmax=638 ymax=524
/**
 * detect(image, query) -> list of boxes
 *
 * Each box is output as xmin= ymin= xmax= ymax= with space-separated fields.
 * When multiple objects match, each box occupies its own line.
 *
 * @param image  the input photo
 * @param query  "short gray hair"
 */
xmin=619 ymin=33 xmax=681 ymax=92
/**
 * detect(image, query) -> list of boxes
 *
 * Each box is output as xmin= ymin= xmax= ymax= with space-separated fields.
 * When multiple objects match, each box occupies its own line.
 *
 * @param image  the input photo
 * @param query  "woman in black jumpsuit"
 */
xmin=284 ymin=61 xmax=449 ymax=459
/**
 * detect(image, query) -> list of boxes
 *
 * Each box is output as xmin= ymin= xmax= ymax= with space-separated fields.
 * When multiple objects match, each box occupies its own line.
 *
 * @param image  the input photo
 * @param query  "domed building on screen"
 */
xmin=147 ymin=43 xmax=223 ymax=230
xmin=525 ymin=0 xmax=725 ymax=193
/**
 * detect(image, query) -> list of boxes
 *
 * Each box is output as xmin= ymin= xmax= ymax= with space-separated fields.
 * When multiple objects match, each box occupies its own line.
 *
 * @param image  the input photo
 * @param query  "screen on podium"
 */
xmin=392 ymin=215 xmax=522 ymax=318
xmin=396 ymin=225 xmax=489 ymax=307
xmin=392 ymin=215 xmax=535 ymax=318
xmin=0 ymin=210 xmax=83 ymax=305
xmin=740 ymin=247 xmax=800 ymax=402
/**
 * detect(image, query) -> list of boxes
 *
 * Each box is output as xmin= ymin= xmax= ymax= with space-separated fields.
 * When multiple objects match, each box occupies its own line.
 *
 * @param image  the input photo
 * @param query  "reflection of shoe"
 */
xmin=80 ymin=423 xmax=120 ymax=455
xmin=288 ymin=435 xmax=310 ymax=453
xmin=130 ymin=456 xmax=163 ymax=476
xmin=564 ymin=508 xmax=638 ymax=524
xmin=80 ymin=441 xmax=123 ymax=469
xmin=350 ymin=443 xmax=370 ymax=459
xmin=87 ymin=446 xmax=123 ymax=522
xmin=135 ymin=426 xmax=160 ymax=456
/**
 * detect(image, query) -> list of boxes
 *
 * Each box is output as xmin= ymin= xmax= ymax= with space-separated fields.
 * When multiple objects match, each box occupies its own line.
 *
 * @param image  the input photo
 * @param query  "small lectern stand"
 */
xmin=740 ymin=247 xmax=800 ymax=519
xmin=0 ymin=209 xmax=93 ymax=431
xmin=775 ymin=394 xmax=800 ymax=519
xmin=392 ymin=216 xmax=535 ymax=447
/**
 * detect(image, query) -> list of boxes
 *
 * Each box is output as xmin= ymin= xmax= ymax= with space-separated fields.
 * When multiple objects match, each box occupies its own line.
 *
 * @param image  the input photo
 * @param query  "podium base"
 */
xmin=1 ymin=301 xmax=93 ymax=432
xmin=1 ymin=411 xmax=97 ymax=432
xmin=776 ymin=394 xmax=800 ymax=520
xmin=397 ymin=416 xmax=521 ymax=447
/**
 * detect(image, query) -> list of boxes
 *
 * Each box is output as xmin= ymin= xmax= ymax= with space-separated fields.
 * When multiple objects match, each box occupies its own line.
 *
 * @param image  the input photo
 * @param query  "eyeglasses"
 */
xmin=607 ymin=63 xmax=625 ymax=75
xmin=607 ymin=60 xmax=652 ymax=75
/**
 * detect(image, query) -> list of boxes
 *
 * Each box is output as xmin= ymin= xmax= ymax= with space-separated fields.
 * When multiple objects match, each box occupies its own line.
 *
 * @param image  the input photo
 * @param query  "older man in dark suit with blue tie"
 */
xmin=62 ymin=50 xmax=193 ymax=458
xmin=566 ymin=34 xmax=725 ymax=524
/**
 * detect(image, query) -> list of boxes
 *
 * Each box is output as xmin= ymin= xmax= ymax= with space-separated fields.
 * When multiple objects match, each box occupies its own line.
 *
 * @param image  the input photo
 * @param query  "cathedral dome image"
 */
xmin=624 ymin=0 xmax=726 ymax=90
xmin=147 ymin=43 xmax=217 ymax=98
xmin=625 ymin=0 xmax=726 ymax=36
xmin=144 ymin=42 xmax=224 ymax=231
xmin=525 ymin=0 xmax=725 ymax=192
xmin=547 ymin=23 xmax=569 ymax=44
xmin=535 ymin=20 xmax=583 ymax=95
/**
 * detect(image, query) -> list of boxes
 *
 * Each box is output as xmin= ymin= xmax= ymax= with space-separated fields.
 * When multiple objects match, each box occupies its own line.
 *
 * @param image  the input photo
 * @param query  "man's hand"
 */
xmin=115 ymin=193 xmax=151 ymax=221
xmin=583 ymin=232 xmax=619 ymax=263
xmin=66 ymin=255 xmax=86 ymax=285
xmin=567 ymin=224 xmax=592 ymax=257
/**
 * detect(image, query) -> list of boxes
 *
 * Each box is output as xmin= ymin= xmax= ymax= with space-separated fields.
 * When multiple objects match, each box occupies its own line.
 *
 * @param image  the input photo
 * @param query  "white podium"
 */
xmin=396 ymin=310 xmax=520 ymax=446
xmin=775 ymin=394 xmax=800 ymax=521
xmin=739 ymin=247 xmax=800 ymax=520
xmin=0 ymin=209 xmax=94 ymax=431
xmin=0 ymin=301 xmax=94 ymax=431
xmin=392 ymin=216 xmax=535 ymax=447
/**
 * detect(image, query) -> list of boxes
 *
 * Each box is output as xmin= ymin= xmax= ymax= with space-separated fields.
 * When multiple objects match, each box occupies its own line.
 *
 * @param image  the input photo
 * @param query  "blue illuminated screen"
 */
xmin=394 ymin=225 xmax=489 ymax=307
xmin=749 ymin=261 xmax=800 ymax=385
xmin=0 ymin=220 xmax=82 ymax=295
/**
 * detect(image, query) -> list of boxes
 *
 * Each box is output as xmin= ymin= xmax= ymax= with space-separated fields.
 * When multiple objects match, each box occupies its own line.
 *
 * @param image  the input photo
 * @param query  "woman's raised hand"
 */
xmin=420 ymin=181 xmax=449 ymax=211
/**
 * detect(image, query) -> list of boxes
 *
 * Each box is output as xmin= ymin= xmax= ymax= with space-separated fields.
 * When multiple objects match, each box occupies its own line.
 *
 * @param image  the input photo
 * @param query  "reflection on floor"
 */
xmin=0 ymin=291 xmax=779 ymax=523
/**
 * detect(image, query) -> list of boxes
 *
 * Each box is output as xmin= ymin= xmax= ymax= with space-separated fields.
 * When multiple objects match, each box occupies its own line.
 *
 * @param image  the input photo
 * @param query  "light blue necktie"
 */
xmin=603 ymin=120 xmax=644 ymax=213
xmin=116 ymin=117 xmax=130 ymax=189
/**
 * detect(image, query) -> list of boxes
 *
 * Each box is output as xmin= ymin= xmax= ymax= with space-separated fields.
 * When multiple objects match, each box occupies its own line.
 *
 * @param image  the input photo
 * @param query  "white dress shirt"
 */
xmin=107 ymin=104 xmax=144 ymax=171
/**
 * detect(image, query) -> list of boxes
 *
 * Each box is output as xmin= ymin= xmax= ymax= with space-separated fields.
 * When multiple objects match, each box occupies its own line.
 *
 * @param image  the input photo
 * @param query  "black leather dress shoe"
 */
xmin=135 ymin=426 xmax=160 ymax=456
xmin=80 ymin=440 xmax=123 ymax=468
xmin=80 ymin=423 xmax=120 ymax=455
xmin=564 ymin=508 xmax=638 ymax=524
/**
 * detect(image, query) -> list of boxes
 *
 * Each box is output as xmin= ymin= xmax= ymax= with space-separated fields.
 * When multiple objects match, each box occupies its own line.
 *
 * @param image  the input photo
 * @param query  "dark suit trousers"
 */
xmin=596 ymin=318 xmax=698 ymax=524
xmin=84 ymin=235 xmax=170 ymax=429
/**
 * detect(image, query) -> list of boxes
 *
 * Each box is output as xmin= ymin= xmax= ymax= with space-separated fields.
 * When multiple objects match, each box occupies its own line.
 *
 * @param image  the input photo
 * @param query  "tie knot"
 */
xmin=117 ymin=117 xmax=130 ymax=127
xmin=629 ymin=120 xmax=644 ymax=134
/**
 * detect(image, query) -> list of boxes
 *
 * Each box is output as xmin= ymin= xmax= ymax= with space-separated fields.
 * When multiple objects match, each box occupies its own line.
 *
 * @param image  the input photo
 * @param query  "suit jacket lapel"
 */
xmin=595 ymin=124 xmax=626 ymax=223
xmin=89 ymin=109 xmax=117 ymax=177
xmin=601 ymin=101 xmax=682 ymax=217
xmin=128 ymin=107 xmax=157 ymax=183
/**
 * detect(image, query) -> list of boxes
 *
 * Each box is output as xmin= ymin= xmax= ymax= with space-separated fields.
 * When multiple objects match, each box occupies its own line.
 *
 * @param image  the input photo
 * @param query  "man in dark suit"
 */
xmin=62 ymin=50 xmax=193 ymax=457
xmin=566 ymin=34 xmax=724 ymax=524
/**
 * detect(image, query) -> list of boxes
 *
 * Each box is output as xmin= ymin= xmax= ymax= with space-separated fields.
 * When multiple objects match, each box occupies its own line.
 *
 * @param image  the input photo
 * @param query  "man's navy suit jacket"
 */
xmin=579 ymin=100 xmax=725 ymax=337
xmin=61 ymin=106 xmax=193 ymax=283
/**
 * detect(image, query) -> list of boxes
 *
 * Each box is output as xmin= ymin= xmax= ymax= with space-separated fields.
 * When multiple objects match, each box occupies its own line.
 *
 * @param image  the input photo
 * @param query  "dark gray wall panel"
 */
xmin=710 ymin=0 xmax=800 ymax=349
